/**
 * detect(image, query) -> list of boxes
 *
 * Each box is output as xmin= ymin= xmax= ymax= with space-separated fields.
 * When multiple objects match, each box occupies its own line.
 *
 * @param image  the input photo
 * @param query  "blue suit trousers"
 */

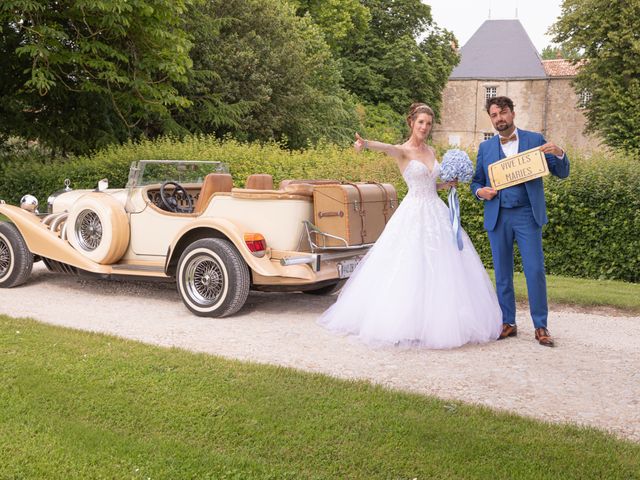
xmin=487 ymin=205 xmax=548 ymax=328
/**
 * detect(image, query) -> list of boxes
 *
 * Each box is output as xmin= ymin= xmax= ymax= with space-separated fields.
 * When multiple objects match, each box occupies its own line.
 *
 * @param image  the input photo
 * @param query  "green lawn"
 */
xmin=495 ymin=271 xmax=640 ymax=313
xmin=1 ymin=316 xmax=639 ymax=479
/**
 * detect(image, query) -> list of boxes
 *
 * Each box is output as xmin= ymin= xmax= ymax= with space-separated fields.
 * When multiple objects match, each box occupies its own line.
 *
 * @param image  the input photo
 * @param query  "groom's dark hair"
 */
xmin=486 ymin=96 xmax=514 ymax=114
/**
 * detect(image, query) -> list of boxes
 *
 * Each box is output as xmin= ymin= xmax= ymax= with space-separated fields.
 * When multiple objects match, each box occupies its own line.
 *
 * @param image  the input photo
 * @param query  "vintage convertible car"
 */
xmin=0 ymin=160 xmax=397 ymax=317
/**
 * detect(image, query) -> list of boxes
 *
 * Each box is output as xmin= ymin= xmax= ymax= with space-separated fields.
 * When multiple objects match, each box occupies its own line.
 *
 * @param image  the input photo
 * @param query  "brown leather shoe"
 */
xmin=535 ymin=328 xmax=555 ymax=347
xmin=498 ymin=323 xmax=517 ymax=340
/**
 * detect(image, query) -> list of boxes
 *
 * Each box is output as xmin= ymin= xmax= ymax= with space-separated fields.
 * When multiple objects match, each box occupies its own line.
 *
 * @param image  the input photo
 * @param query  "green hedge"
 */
xmin=1 ymin=137 xmax=638 ymax=282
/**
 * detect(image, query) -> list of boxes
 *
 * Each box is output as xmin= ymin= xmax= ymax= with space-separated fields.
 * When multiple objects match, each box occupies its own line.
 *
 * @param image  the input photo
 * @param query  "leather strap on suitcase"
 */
xmin=341 ymin=182 xmax=367 ymax=243
xmin=369 ymin=182 xmax=391 ymax=223
xmin=340 ymin=181 xmax=393 ymax=244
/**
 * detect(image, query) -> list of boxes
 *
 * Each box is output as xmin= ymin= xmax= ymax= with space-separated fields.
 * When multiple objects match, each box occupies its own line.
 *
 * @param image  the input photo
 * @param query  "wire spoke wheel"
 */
xmin=177 ymin=238 xmax=250 ymax=317
xmin=75 ymin=210 xmax=103 ymax=251
xmin=186 ymin=254 xmax=225 ymax=305
xmin=66 ymin=193 xmax=129 ymax=265
xmin=0 ymin=236 xmax=10 ymax=277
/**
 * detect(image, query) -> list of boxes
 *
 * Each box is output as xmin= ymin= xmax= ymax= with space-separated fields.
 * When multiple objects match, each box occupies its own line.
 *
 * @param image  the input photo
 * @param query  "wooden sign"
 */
xmin=489 ymin=147 xmax=549 ymax=190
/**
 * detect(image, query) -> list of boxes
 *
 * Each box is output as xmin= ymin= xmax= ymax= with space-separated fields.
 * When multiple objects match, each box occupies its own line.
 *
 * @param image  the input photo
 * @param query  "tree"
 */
xmin=174 ymin=0 xmax=359 ymax=148
xmin=0 ymin=0 xmax=194 ymax=155
xmin=540 ymin=44 xmax=582 ymax=60
xmin=550 ymin=0 xmax=640 ymax=156
xmin=335 ymin=0 xmax=458 ymax=119
xmin=292 ymin=0 xmax=371 ymax=55
xmin=356 ymin=103 xmax=406 ymax=144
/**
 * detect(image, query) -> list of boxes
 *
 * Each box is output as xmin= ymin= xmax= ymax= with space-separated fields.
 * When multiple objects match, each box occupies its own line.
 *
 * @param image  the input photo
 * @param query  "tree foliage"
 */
xmin=1 ymin=0 xmax=457 ymax=154
xmin=356 ymin=103 xmax=406 ymax=144
xmin=540 ymin=44 xmax=582 ymax=61
xmin=0 ymin=0 xmax=194 ymax=155
xmin=550 ymin=0 xmax=640 ymax=156
xmin=174 ymin=0 xmax=359 ymax=149
xmin=292 ymin=0 xmax=371 ymax=55
xmin=334 ymin=0 xmax=458 ymax=119
xmin=293 ymin=0 xmax=459 ymax=120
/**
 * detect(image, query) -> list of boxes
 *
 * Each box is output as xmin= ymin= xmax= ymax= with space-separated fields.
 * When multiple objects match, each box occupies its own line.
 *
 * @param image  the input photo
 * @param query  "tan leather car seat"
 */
xmin=194 ymin=173 xmax=233 ymax=213
xmin=245 ymin=174 xmax=273 ymax=190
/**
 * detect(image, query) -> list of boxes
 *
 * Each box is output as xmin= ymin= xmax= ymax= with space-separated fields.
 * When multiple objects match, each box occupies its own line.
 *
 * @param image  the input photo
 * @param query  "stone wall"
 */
xmin=545 ymin=78 xmax=602 ymax=152
xmin=432 ymin=80 xmax=478 ymax=148
xmin=433 ymin=78 xmax=602 ymax=152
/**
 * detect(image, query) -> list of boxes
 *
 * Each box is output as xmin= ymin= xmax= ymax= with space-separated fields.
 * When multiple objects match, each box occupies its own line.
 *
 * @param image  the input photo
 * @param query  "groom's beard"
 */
xmin=495 ymin=121 xmax=513 ymax=132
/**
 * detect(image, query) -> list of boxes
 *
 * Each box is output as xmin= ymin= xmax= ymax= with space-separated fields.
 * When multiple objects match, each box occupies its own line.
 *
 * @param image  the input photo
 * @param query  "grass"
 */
xmin=501 ymin=271 xmax=640 ymax=313
xmin=1 ymin=316 xmax=639 ymax=479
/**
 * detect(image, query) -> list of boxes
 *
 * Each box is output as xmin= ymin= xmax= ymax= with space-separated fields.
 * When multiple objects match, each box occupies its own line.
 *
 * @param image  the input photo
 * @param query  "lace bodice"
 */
xmin=402 ymin=159 xmax=439 ymax=199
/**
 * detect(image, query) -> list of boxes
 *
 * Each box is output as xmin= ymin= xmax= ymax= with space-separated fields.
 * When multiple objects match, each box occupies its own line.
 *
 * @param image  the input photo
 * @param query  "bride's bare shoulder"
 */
xmin=396 ymin=142 xmax=415 ymax=158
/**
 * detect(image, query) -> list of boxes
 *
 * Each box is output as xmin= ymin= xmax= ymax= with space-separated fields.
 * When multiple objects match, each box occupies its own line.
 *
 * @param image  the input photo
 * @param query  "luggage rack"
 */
xmin=280 ymin=220 xmax=373 ymax=272
xmin=280 ymin=223 xmax=373 ymax=271
xmin=298 ymin=220 xmax=374 ymax=253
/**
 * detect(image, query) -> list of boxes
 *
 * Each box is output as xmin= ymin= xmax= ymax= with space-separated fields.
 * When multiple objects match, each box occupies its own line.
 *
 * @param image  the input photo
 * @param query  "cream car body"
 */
xmin=0 ymin=160 xmax=377 ymax=317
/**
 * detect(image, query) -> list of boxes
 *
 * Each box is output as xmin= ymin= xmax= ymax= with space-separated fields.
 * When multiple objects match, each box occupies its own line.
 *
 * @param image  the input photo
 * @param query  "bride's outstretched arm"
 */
xmin=354 ymin=132 xmax=404 ymax=160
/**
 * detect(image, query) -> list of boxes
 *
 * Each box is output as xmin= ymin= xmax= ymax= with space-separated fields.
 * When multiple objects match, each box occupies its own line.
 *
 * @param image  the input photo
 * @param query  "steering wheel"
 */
xmin=159 ymin=181 xmax=193 ymax=213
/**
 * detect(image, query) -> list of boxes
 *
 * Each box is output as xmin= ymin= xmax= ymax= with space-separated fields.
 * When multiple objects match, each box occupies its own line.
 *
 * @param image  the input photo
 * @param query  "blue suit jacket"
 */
xmin=470 ymin=129 xmax=570 ymax=231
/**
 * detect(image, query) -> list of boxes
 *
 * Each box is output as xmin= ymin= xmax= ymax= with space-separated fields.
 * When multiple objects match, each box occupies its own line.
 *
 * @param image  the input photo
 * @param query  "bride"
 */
xmin=318 ymin=103 xmax=502 ymax=349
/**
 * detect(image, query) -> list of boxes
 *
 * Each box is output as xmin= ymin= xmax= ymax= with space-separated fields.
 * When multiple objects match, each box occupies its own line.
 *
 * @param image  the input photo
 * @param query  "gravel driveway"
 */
xmin=1 ymin=263 xmax=639 ymax=442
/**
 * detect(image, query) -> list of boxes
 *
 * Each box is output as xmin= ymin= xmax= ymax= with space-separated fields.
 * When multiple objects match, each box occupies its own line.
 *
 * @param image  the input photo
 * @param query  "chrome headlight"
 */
xmin=20 ymin=194 xmax=39 ymax=213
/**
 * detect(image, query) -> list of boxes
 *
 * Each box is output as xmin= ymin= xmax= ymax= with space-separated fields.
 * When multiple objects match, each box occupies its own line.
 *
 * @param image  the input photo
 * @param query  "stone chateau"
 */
xmin=432 ymin=19 xmax=600 ymax=151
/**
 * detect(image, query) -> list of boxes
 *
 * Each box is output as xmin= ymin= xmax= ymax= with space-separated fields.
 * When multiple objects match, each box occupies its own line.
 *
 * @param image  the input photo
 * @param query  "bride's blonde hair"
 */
xmin=406 ymin=102 xmax=435 ymax=128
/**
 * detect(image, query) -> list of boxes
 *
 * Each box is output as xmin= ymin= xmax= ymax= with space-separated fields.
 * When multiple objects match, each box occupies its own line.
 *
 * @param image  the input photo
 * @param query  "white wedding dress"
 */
xmin=318 ymin=159 xmax=502 ymax=349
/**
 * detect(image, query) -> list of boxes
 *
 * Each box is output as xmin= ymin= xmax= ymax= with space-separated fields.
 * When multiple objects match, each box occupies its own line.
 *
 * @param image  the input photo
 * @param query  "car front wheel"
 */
xmin=0 ymin=222 xmax=34 ymax=288
xmin=176 ymin=238 xmax=250 ymax=317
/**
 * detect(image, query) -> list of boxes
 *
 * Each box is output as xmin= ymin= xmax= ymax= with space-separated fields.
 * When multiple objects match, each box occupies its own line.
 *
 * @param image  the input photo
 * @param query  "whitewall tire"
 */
xmin=177 ymin=238 xmax=250 ymax=317
xmin=0 ymin=222 xmax=34 ymax=288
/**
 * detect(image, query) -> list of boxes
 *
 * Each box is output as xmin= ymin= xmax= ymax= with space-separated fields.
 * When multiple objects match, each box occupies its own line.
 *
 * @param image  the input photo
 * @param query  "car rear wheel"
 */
xmin=0 ymin=222 xmax=34 ymax=288
xmin=177 ymin=238 xmax=250 ymax=317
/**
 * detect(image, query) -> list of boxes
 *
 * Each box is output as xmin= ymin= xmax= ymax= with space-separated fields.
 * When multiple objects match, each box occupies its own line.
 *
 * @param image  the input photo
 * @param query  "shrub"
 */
xmin=0 ymin=137 xmax=637 ymax=282
xmin=541 ymin=150 xmax=639 ymax=282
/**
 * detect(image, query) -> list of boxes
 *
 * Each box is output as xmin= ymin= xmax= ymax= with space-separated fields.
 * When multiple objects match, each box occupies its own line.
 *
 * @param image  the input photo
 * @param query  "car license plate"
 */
xmin=337 ymin=258 xmax=360 ymax=279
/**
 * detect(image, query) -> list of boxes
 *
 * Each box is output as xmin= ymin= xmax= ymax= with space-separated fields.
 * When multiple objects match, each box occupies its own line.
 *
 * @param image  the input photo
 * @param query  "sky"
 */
xmin=425 ymin=0 xmax=564 ymax=53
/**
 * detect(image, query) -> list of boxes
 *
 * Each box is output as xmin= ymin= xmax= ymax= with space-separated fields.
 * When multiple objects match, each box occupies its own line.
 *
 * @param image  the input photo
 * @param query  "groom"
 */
xmin=471 ymin=96 xmax=570 ymax=347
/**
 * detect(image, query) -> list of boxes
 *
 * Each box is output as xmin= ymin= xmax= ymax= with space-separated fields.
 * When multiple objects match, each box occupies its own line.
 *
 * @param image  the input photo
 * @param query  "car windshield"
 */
xmin=126 ymin=160 xmax=229 ymax=187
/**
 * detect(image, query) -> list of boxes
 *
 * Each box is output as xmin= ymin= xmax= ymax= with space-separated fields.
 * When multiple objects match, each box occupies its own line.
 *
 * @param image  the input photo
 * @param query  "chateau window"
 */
xmin=485 ymin=87 xmax=497 ymax=99
xmin=483 ymin=132 xmax=494 ymax=141
xmin=579 ymin=89 xmax=592 ymax=109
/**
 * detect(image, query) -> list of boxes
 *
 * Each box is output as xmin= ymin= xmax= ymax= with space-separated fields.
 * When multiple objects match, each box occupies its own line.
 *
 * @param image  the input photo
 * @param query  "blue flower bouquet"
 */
xmin=440 ymin=149 xmax=474 ymax=250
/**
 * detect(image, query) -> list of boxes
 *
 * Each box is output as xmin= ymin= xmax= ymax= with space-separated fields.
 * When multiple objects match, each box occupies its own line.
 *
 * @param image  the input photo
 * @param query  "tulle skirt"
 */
xmin=318 ymin=192 xmax=502 ymax=349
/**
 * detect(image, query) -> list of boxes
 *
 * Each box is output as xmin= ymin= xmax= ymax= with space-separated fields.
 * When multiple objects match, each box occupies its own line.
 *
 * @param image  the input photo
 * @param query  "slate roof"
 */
xmin=450 ymin=19 xmax=546 ymax=80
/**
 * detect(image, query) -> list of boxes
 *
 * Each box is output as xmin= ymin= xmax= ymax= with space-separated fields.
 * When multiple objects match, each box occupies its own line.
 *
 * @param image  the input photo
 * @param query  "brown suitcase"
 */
xmin=313 ymin=182 xmax=397 ymax=247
